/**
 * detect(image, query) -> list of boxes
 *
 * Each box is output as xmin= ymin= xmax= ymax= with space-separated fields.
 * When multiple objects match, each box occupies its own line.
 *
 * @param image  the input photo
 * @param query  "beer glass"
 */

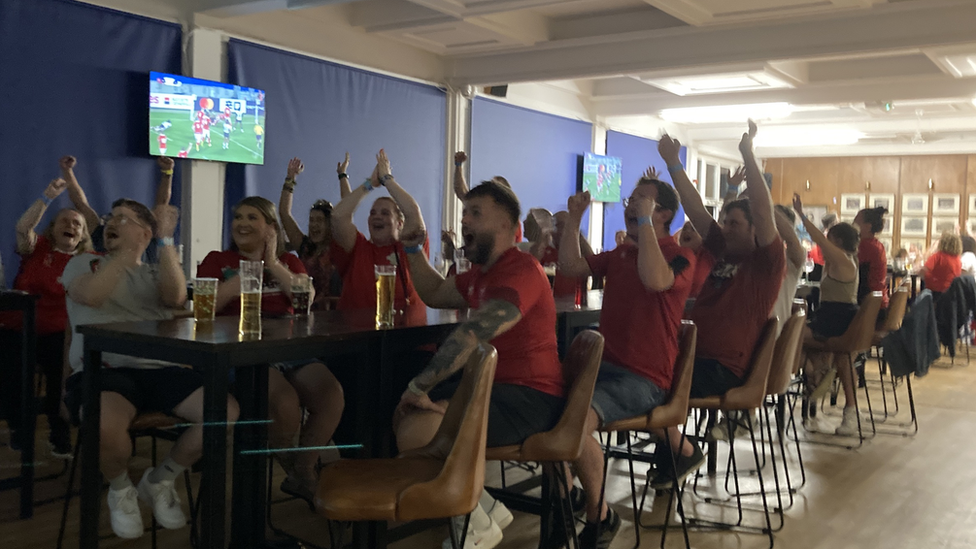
xmin=239 ymin=260 xmax=264 ymax=335
xmin=193 ymin=278 xmax=218 ymax=322
xmin=454 ymin=249 xmax=471 ymax=274
xmin=291 ymin=274 xmax=312 ymax=316
xmin=375 ymin=265 xmax=396 ymax=327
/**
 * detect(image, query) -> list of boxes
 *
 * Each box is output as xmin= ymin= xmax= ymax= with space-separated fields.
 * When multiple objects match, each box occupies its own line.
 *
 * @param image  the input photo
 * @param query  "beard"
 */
xmin=465 ymin=232 xmax=495 ymax=265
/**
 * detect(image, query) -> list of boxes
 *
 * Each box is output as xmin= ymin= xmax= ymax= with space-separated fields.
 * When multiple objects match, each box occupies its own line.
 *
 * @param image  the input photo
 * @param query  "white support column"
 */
xmin=588 ymin=124 xmax=608 ymax=252
xmin=444 ymin=89 xmax=471 ymax=245
xmin=182 ymin=27 xmax=226 ymax=273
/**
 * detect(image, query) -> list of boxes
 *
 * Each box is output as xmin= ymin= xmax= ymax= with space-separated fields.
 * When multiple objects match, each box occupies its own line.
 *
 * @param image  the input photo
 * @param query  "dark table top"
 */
xmin=0 ymin=290 xmax=38 ymax=310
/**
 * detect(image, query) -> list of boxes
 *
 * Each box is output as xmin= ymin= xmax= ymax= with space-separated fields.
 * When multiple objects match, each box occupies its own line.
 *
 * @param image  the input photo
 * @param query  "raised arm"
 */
xmin=153 ymin=205 xmax=187 ymax=308
xmin=331 ymin=166 xmax=379 ymax=252
xmin=739 ymin=121 xmax=777 ymax=247
xmin=718 ymin=167 xmax=746 ymax=224
xmin=632 ymin=196 xmax=676 ymax=291
xmin=404 ymin=230 xmax=467 ymax=309
xmin=775 ymin=206 xmax=806 ymax=270
xmin=16 ymin=179 xmax=66 ymax=255
xmin=792 ymin=194 xmax=855 ymax=279
xmin=453 ymin=151 xmax=470 ymax=200
xmin=60 ymin=156 xmax=100 ymax=231
xmin=155 ymin=157 xmax=174 ymax=207
xmin=558 ymin=192 xmax=593 ymax=277
xmin=659 ymin=138 xmax=716 ymax=238
xmin=337 ymin=152 xmax=352 ymax=199
xmin=279 ymin=157 xmax=306 ymax=251
xmin=375 ymin=149 xmax=425 ymax=241
xmin=67 ymin=247 xmax=141 ymax=308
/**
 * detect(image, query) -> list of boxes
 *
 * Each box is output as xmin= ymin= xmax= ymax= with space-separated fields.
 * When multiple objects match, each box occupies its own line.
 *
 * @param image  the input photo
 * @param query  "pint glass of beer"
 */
xmin=239 ymin=260 xmax=264 ymax=335
xmin=375 ymin=265 xmax=396 ymax=327
xmin=291 ymin=274 xmax=312 ymax=316
xmin=193 ymin=278 xmax=218 ymax=322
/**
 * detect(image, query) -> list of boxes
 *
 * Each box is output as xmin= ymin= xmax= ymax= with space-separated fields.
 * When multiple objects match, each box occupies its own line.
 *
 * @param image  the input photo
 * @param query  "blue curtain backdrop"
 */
xmin=470 ymin=98 xmax=593 ymax=237
xmin=604 ymin=131 xmax=687 ymax=251
xmin=226 ymin=40 xmax=447 ymax=252
xmin=0 ymin=0 xmax=182 ymax=286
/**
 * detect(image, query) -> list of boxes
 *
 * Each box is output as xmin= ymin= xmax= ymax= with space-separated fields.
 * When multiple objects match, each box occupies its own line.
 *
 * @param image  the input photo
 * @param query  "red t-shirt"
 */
xmin=158 ymin=134 xmax=167 ymax=148
xmin=587 ymin=238 xmax=695 ymax=391
xmin=858 ymin=237 xmax=890 ymax=308
xmin=689 ymin=226 xmax=786 ymax=378
xmin=193 ymin=121 xmax=203 ymax=134
xmin=455 ymin=247 xmax=564 ymax=398
xmin=331 ymin=232 xmax=426 ymax=325
xmin=197 ymin=250 xmax=306 ymax=317
xmin=688 ymin=247 xmax=714 ymax=298
xmin=810 ymin=244 xmax=824 ymax=266
xmin=924 ymin=251 xmax=962 ymax=293
xmin=0 ymin=237 xmax=75 ymax=334
xmin=540 ymin=245 xmax=582 ymax=300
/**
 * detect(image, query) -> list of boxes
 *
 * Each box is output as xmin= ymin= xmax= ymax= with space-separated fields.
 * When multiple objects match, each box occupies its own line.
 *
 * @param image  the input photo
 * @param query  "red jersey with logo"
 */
xmin=197 ymin=250 xmax=306 ymax=317
xmin=157 ymin=134 xmax=167 ymax=149
xmin=331 ymin=232 xmax=425 ymax=325
xmin=858 ymin=237 xmax=889 ymax=308
xmin=178 ymin=150 xmax=189 ymax=158
xmin=202 ymin=118 xmax=211 ymax=131
xmin=193 ymin=121 xmax=203 ymax=134
xmin=455 ymin=247 xmax=564 ymax=398
xmin=0 ymin=237 xmax=75 ymax=334
xmin=587 ymin=238 xmax=695 ymax=391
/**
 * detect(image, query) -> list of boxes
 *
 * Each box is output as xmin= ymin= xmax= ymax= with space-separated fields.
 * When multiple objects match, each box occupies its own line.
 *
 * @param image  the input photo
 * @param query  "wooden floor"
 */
xmin=3 ymin=353 xmax=976 ymax=549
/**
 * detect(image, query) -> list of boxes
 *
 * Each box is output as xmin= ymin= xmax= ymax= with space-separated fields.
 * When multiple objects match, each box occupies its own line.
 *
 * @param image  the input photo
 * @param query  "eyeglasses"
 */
xmin=101 ymin=213 xmax=148 ymax=230
xmin=312 ymin=200 xmax=334 ymax=214
xmin=622 ymin=197 xmax=664 ymax=211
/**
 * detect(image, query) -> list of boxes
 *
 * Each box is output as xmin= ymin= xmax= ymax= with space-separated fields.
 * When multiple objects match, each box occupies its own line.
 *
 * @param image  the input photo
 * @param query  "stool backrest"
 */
xmin=766 ymin=311 xmax=806 ymax=396
xmin=884 ymin=288 xmax=910 ymax=332
xmin=520 ymin=329 xmax=604 ymax=461
xmin=721 ymin=317 xmax=779 ymax=410
xmin=397 ymin=344 xmax=497 ymax=519
xmin=832 ymin=291 xmax=883 ymax=353
xmin=646 ymin=321 xmax=697 ymax=429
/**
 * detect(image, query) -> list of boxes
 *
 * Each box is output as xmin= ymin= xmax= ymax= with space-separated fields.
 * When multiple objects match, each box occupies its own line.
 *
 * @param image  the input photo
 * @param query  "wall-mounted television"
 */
xmin=149 ymin=71 xmax=266 ymax=164
xmin=579 ymin=152 xmax=622 ymax=203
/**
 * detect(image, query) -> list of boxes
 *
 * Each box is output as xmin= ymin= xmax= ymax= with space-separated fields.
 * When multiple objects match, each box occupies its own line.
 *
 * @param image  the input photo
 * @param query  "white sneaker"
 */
xmin=107 ymin=485 xmax=144 ymax=539
xmin=835 ymin=407 xmax=860 ymax=437
xmin=486 ymin=499 xmax=514 ymax=530
xmin=137 ymin=468 xmax=187 ymax=529
xmin=441 ymin=515 xmax=503 ymax=549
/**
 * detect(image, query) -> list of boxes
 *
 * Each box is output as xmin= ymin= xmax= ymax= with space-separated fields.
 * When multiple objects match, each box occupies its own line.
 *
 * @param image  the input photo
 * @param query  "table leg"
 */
xmin=200 ymin=358 xmax=229 ymax=549
xmin=231 ymin=363 xmax=269 ymax=549
xmin=19 ymin=305 xmax=37 ymax=519
xmin=350 ymin=340 xmax=389 ymax=549
xmin=79 ymin=348 xmax=102 ymax=549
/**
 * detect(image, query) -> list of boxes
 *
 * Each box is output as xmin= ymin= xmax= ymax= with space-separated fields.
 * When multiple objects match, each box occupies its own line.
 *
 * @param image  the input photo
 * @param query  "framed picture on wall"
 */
xmin=867 ymin=193 xmax=894 ymax=213
xmin=902 ymin=239 xmax=927 ymax=253
xmin=933 ymin=193 xmax=960 ymax=215
xmin=902 ymin=193 xmax=929 ymax=215
xmin=804 ymin=205 xmax=828 ymax=227
xmin=841 ymin=193 xmax=865 ymax=214
xmin=901 ymin=216 xmax=927 ymax=237
xmin=968 ymin=218 xmax=976 ymax=236
xmin=969 ymin=195 xmax=976 ymax=217
xmin=932 ymin=217 xmax=959 ymax=236
xmin=881 ymin=215 xmax=893 ymax=235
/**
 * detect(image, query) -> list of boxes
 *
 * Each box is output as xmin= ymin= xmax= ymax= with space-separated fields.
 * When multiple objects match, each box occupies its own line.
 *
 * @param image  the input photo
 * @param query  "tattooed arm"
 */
xmin=397 ymin=299 xmax=522 ymax=413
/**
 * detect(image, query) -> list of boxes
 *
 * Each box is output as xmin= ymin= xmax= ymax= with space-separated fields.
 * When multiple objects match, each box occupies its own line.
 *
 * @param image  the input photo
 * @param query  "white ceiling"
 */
xmin=89 ymin=0 xmax=976 ymax=157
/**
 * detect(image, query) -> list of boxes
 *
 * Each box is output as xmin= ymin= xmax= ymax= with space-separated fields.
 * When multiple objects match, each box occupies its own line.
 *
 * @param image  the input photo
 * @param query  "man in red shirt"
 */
xmin=395 ymin=179 xmax=565 ymax=549
xmin=557 ymin=176 xmax=696 ymax=546
xmin=667 ymin=121 xmax=786 ymax=399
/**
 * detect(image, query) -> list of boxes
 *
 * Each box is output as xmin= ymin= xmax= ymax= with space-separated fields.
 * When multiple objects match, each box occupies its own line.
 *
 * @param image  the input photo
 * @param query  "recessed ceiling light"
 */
xmin=642 ymin=70 xmax=794 ymax=96
xmin=754 ymin=128 xmax=863 ymax=148
xmin=660 ymin=103 xmax=794 ymax=124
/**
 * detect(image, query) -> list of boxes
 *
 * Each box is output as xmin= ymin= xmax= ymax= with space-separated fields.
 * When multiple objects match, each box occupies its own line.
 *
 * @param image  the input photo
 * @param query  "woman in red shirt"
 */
xmin=922 ymin=232 xmax=963 ymax=296
xmin=198 ymin=196 xmax=344 ymax=505
xmin=853 ymin=206 xmax=890 ymax=320
xmin=0 ymin=178 xmax=91 ymax=456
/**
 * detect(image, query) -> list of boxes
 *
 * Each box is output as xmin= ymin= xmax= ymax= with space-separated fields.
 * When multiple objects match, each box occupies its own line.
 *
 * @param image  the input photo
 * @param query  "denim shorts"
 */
xmin=590 ymin=361 xmax=668 ymax=425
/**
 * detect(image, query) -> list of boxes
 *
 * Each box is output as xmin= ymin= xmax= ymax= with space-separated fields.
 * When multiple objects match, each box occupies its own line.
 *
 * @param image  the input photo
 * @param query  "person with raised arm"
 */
xmin=665 ymin=120 xmax=786 ymax=399
xmin=0 ymin=175 xmax=92 ymax=456
xmin=396 ymin=178 xmax=565 ymax=549
xmin=330 ymin=149 xmax=426 ymax=324
xmin=557 ymin=170 xmax=697 ymax=545
xmin=453 ymin=151 xmax=522 ymax=243
xmin=278 ymin=157 xmax=342 ymax=310
xmin=61 ymin=200 xmax=239 ymax=540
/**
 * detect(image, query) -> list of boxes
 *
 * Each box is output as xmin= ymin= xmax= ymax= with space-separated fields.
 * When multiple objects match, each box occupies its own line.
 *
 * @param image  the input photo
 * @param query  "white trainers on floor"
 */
xmin=107 ymin=485 xmax=144 ymax=539
xmin=835 ymin=407 xmax=860 ymax=437
xmin=137 ymin=468 xmax=187 ymax=529
xmin=486 ymin=499 xmax=513 ymax=530
xmin=441 ymin=515 xmax=504 ymax=549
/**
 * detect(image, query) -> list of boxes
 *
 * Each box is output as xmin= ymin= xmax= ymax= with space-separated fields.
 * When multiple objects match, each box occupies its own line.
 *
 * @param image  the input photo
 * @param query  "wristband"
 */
xmin=636 ymin=216 xmax=652 ymax=227
xmin=361 ymin=179 xmax=374 ymax=193
xmin=41 ymin=195 xmax=53 ymax=206
xmin=380 ymin=174 xmax=394 ymax=186
xmin=404 ymin=244 xmax=422 ymax=255
xmin=455 ymin=161 xmax=463 ymax=168
xmin=727 ymin=185 xmax=740 ymax=195
xmin=338 ymin=172 xmax=348 ymax=180
xmin=667 ymin=163 xmax=684 ymax=173
xmin=407 ymin=380 xmax=426 ymax=396
xmin=156 ymin=237 xmax=175 ymax=247
xmin=160 ymin=169 xmax=174 ymax=176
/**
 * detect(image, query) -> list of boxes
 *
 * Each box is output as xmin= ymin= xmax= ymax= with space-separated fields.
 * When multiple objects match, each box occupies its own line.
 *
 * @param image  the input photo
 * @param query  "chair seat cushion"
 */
xmin=316 ymin=457 xmax=443 ymax=522
xmin=484 ymin=444 xmax=523 ymax=462
xmin=129 ymin=412 xmax=181 ymax=432
xmin=688 ymin=396 xmax=722 ymax=410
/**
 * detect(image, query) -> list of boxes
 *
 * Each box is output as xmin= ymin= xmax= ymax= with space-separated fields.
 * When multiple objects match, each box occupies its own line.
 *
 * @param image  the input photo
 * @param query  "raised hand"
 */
xmin=153 ymin=204 xmax=179 ymax=238
xmin=567 ymin=191 xmax=591 ymax=219
xmin=59 ymin=156 xmax=77 ymax=171
xmin=630 ymin=195 xmax=655 ymax=219
xmin=454 ymin=151 xmax=468 ymax=165
xmin=43 ymin=178 xmax=67 ymax=200
xmin=739 ymin=119 xmax=758 ymax=156
xmin=337 ymin=152 xmax=350 ymax=175
xmin=286 ymin=157 xmax=304 ymax=180
xmin=376 ymin=149 xmax=392 ymax=179
xmin=792 ymin=193 xmax=804 ymax=217
xmin=157 ymin=156 xmax=175 ymax=172
xmin=729 ymin=166 xmax=747 ymax=188
xmin=658 ymin=134 xmax=682 ymax=164
xmin=369 ymin=164 xmax=381 ymax=188
xmin=400 ymin=226 xmax=427 ymax=249
xmin=642 ymin=166 xmax=661 ymax=181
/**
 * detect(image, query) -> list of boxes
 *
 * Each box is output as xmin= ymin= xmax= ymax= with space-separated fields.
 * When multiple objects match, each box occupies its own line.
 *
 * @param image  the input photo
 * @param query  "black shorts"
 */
xmin=689 ymin=358 xmax=745 ymax=399
xmin=64 ymin=367 xmax=204 ymax=425
xmin=428 ymin=381 xmax=565 ymax=447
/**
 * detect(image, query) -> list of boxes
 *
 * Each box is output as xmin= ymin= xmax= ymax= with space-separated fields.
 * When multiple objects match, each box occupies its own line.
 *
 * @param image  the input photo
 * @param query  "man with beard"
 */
xmin=395 ymin=181 xmax=565 ymax=549
xmin=665 ymin=120 xmax=786 ymax=400
xmin=557 ymin=176 xmax=696 ymax=546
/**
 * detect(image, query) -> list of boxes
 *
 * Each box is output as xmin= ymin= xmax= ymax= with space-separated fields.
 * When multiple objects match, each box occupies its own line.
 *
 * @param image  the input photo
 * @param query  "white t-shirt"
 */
xmin=962 ymin=252 xmax=976 ymax=276
xmin=772 ymin=259 xmax=803 ymax=337
xmin=62 ymin=253 xmax=175 ymax=374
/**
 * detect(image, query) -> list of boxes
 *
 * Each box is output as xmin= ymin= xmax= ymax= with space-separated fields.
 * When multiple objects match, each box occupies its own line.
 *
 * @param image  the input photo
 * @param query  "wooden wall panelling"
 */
xmin=900 ymin=155 xmax=968 ymax=244
xmin=966 ymin=155 xmax=976 ymax=234
xmin=781 ymin=157 xmax=841 ymax=216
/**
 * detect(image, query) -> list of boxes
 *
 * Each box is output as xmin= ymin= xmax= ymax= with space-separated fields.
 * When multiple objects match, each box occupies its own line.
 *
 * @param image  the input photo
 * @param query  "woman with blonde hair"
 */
xmin=0 ymin=177 xmax=92 ymax=456
xmin=922 ymin=231 xmax=963 ymax=297
xmin=198 ymin=196 xmax=344 ymax=506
